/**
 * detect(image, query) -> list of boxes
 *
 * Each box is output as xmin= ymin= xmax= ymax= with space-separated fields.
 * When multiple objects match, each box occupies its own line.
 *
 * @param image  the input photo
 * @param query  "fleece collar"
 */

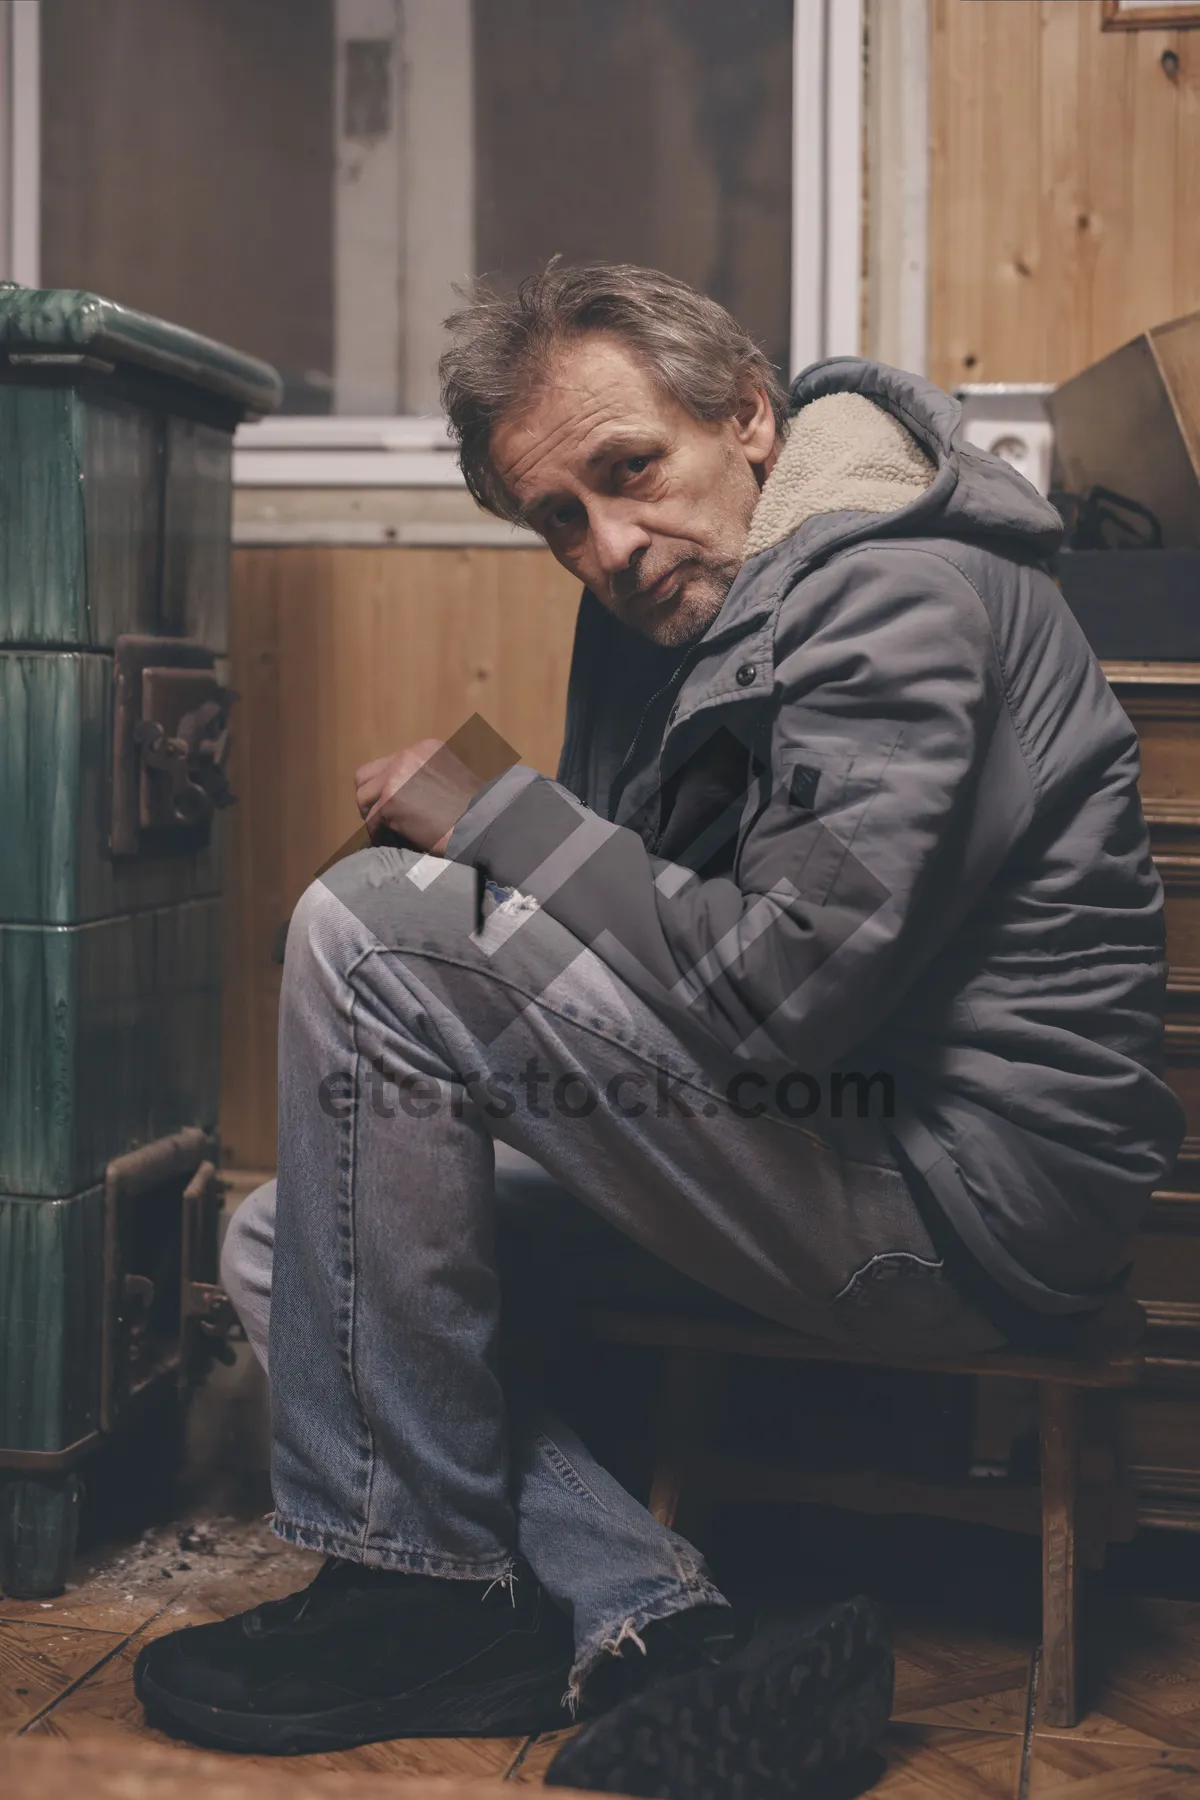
xmin=743 ymin=391 xmax=937 ymax=560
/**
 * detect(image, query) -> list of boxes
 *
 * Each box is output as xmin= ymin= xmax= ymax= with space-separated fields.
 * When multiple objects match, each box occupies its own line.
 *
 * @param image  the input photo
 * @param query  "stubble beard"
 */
xmin=610 ymin=556 xmax=741 ymax=647
xmin=616 ymin=457 xmax=761 ymax=645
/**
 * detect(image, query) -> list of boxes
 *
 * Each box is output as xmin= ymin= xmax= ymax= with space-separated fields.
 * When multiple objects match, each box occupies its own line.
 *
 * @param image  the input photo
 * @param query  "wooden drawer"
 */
xmin=1159 ymin=1139 xmax=1200 ymax=1201
xmin=1114 ymin=1237 xmax=1200 ymax=1525
xmin=1164 ymin=872 xmax=1200 ymax=976
xmin=1119 ymin=1393 xmax=1200 ymax=1471
xmin=1130 ymin=1229 xmax=1200 ymax=1336
xmin=1117 ymin=1392 xmax=1200 ymax=1527
xmin=1135 ymin=733 xmax=1200 ymax=824
xmin=1164 ymin=1054 xmax=1200 ymax=1140
xmin=1106 ymin=664 xmax=1200 ymax=830
xmin=1063 ymin=669 xmax=1200 ymax=1526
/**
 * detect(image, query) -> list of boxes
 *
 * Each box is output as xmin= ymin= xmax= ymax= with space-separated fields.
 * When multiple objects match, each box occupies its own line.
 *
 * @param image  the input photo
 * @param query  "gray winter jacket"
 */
xmin=449 ymin=359 xmax=1185 ymax=1316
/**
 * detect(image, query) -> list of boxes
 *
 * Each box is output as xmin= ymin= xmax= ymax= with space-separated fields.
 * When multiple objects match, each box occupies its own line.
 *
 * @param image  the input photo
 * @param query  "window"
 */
xmin=36 ymin=0 xmax=795 ymax=418
xmin=40 ymin=0 xmax=337 ymax=413
xmin=6 ymin=0 xmax=882 ymax=454
xmin=474 ymin=1 xmax=793 ymax=384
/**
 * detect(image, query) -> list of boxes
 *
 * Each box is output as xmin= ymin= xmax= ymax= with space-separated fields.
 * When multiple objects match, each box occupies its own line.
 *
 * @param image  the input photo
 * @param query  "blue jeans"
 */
xmin=222 ymin=847 xmax=1000 ymax=1696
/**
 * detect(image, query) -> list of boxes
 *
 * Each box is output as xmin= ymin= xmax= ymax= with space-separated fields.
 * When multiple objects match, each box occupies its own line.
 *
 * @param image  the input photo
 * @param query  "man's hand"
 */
xmin=355 ymin=738 xmax=484 ymax=856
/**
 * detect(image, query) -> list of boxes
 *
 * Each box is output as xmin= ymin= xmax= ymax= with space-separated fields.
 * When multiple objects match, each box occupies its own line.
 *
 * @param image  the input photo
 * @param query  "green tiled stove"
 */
xmin=0 ymin=286 xmax=281 ymax=1596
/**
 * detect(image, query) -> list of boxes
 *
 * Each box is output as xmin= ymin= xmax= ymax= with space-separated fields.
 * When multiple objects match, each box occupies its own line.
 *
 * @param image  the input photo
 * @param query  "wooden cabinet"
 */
xmin=1105 ymin=662 xmax=1200 ymax=1530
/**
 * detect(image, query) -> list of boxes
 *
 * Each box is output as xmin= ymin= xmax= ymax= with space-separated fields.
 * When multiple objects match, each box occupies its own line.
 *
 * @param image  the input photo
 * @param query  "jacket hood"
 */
xmin=744 ymin=389 xmax=937 ymax=558
xmin=557 ymin=358 xmax=1066 ymax=807
xmin=758 ymin=356 xmax=1064 ymax=568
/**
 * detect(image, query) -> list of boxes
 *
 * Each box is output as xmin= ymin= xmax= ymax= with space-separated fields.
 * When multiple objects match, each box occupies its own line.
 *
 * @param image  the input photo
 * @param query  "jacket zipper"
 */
xmin=607 ymin=650 xmax=700 ymax=824
xmin=608 ymin=600 xmax=776 ymax=843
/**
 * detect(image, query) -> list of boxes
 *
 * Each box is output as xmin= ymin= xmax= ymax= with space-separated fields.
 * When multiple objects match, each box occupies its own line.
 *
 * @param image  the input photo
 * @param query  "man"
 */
xmin=135 ymin=264 xmax=1182 ymax=1793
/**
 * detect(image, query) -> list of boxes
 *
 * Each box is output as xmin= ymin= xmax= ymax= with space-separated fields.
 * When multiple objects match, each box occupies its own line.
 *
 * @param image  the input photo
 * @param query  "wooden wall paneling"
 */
xmin=219 ymin=544 xmax=580 ymax=1169
xmin=1127 ymin=24 xmax=1183 ymax=336
xmin=220 ymin=550 xmax=286 ymax=1176
xmin=1081 ymin=14 xmax=1137 ymax=372
xmin=928 ymin=0 xmax=989 ymax=384
xmin=1181 ymin=22 xmax=1200 ymax=314
xmin=1039 ymin=0 xmax=1090 ymax=385
xmin=984 ymin=2 xmax=1043 ymax=387
xmin=929 ymin=1 xmax=1200 ymax=388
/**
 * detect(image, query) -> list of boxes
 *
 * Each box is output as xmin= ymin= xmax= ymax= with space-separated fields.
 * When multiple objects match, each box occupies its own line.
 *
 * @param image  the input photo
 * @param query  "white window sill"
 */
xmin=233 ymin=415 xmax=466 ymax=488
xmin=232 ymin=518 xmax=540 ymax=548
xmin=232 ymin=419 xmax=543 ymax=546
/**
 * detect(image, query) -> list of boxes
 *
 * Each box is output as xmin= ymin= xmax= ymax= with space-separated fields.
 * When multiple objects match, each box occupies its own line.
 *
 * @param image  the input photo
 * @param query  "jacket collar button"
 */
xmin=736 ymin=663 xmax=757 ymax=687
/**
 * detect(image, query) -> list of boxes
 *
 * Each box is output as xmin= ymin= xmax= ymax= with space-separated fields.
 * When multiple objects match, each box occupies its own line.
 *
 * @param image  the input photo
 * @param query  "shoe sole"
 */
xmin=134 ymin=1653 xmax=571 ymax=1754
xmin=545 ymin=1593 xmax=894 ymax=1799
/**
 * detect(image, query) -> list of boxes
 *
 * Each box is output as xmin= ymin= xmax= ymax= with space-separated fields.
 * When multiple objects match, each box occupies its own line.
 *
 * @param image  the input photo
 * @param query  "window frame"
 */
xmin=8 ymin=0 xmax=905 ymax=501
xmin=0 ymin=1 xmax=39 ymax=288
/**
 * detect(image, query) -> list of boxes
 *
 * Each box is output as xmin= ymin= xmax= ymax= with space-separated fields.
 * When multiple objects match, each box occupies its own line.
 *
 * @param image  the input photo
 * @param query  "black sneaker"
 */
xmin=133 ymin=1556 xmax=574 ymax=1754
xmin=546 ymin=1593 xmax=893 ymax=1799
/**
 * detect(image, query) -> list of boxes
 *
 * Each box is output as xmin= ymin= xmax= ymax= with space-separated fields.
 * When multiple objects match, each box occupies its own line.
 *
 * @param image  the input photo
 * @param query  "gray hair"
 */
xmin=439 ymin=260 xmax=790 ymax=521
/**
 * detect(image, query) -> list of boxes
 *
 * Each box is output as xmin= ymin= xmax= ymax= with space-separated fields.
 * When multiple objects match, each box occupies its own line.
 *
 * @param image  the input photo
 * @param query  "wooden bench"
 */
xmin=589 ymin=1297 xmax=1146 ymax=1730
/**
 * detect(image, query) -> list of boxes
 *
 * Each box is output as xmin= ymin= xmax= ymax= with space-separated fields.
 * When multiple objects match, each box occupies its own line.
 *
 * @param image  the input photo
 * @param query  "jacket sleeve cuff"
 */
xmin=445 ymin=765 xmax=612 ymax=897
xmin=444 ymin=764 xmax=561 ymax=868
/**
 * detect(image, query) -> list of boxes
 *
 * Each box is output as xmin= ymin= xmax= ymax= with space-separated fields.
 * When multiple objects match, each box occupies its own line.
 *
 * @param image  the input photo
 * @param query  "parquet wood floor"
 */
xmin=3 ymin=1511 xmax=1198 ymax=1795
xmin=0 ymin=1735 xmax=584 ymax=1799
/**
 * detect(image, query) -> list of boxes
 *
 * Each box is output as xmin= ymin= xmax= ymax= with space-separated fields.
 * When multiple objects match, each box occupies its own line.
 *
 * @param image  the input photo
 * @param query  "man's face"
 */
xmin=490 ymin=334 xmax=779 ymax=646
